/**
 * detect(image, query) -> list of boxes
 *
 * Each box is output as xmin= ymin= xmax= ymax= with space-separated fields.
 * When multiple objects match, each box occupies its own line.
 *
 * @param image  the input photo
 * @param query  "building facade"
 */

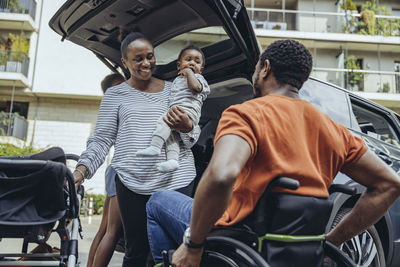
xmin=1 ymin=0 xmax=399 ymax=193
xmin=245 ymin=0 xmax=400 ymax=112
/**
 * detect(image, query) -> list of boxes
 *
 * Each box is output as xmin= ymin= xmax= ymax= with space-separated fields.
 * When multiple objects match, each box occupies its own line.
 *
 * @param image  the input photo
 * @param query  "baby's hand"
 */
xmin=178 ymin=68 xmax=194 ymax=77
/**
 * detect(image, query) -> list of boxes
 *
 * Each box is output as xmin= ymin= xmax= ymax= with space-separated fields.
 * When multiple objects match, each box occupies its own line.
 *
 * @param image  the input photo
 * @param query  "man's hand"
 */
xmin=172 ymin=244 xmax=203 ymax=267
xmin=163 ymin=106 xmax=193 ymax=133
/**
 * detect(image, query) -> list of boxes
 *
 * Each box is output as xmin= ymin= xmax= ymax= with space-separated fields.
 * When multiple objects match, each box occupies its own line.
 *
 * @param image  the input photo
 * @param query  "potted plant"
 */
xmin=340 ymin=0 xmax=357 ymax=33
xmin=6 ymin=33 xmax=29 ymax=73
xmin=7 ymin=0 xmax=24 ymax=13
xmin=382 ymin=82 xmax=390 ymax=93
xmin=344 ymin=56 xmax=364 ymax=91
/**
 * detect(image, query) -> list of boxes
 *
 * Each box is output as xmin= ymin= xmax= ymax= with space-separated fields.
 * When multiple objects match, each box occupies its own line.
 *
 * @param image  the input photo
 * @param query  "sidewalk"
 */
xmin=0 ymin=215 xmax=124 ymax=266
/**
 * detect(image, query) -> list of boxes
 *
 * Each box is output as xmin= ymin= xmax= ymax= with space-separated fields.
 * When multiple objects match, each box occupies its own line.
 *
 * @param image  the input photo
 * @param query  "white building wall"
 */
xmin=32 ymin=0 xmax=110 ymax=96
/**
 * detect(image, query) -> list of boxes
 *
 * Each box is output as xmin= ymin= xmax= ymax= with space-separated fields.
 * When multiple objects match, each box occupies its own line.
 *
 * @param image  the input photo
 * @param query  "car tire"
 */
xmin=327 ymin=207 xmax=386 ymax=267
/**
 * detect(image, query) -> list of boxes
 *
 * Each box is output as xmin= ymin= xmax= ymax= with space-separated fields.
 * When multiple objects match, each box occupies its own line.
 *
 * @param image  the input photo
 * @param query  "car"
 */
xmin=50 ymin=1 xmax=400 ymax=266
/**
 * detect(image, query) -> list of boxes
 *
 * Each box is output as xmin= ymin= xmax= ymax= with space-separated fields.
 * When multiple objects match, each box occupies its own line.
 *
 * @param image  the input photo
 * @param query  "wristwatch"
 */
xmin=183 ymin=227 xmax=204 ymax=249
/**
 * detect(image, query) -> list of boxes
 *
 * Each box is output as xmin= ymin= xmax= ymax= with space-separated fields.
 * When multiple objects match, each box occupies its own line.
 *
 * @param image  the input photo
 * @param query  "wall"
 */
xmin=32 ymin=0 xmax=110 ymax=96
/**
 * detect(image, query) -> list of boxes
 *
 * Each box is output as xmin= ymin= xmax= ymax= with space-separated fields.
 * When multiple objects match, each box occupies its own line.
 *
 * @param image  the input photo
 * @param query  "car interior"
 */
xmin=352 ymin=103 xmax=400 ymax=147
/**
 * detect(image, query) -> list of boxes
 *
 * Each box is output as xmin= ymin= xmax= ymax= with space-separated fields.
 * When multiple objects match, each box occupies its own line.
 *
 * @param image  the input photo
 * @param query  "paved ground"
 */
xmin=0 ymin=215 xmax=124 ymax=266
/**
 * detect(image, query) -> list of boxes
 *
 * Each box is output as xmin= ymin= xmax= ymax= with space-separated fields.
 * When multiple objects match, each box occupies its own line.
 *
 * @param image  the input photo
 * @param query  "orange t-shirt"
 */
xmin=215 ymin=94 xmax=367 ymax=226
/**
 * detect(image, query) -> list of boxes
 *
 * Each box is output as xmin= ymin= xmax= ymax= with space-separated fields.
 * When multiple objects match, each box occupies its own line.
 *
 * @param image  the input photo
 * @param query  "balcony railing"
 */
xmin=0 ymin=0 xmax=37 ymax=20
xmin=0 ymin=112 xmax=28 ymax=140
xmin=0 ymin=50 xmax=29 ymax=77
xmin=247 ymin=8 xmax=400 ymax=37
xmin=311 ymin=68 xmax=400 ymax=94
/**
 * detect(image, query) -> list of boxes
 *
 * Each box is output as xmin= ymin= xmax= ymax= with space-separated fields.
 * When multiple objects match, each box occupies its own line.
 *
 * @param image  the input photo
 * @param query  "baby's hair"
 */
xmin=118 ymin=27 xmax=151 ymax=58
xmin=177 ymin=45 xmax=205 ymax=67
xmin=101 ymin=73 xmax=125 ymax=94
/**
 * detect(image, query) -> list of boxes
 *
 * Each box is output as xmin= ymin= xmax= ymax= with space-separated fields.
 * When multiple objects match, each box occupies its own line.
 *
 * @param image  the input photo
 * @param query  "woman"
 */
xmin=73 ymin=32 xmax=199 ymax=267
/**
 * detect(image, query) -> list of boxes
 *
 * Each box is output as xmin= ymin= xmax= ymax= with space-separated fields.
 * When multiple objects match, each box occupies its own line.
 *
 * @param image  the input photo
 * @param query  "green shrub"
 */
xmin=85 ymin=193 xmax=107 ymax=215
xmin=382 ymin=82 xmax=390 ymax=93
xmin=0 ymin=142 xmax=42 ymax=156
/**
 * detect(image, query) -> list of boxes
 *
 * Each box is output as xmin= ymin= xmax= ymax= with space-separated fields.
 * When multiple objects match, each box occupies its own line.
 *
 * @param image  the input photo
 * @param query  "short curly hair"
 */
xmin=259 ymin=39 xmax=312 ymax=89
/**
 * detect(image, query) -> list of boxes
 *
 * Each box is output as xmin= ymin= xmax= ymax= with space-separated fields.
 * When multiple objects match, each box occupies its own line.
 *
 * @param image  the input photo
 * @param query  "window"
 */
xmin=154 ymin=26 xmax=229 ymax=65
xmin=0 ymin=101 xmax=29 ymax=118
xmin=300 ymin=79 xmax=356 ymax=129
xmin=351 ymin=102 xmax=400 ymax=147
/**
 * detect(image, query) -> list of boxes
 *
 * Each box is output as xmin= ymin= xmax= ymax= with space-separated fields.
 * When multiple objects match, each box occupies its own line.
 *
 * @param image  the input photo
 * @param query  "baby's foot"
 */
xmin=136 ymin=146 xmax=161 ymax=157
xmin=157 ymin=160 xmax=179 ymax=172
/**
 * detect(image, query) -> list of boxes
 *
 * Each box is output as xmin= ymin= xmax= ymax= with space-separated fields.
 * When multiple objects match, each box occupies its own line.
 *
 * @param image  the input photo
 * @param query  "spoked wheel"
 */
xmin=326 ymin=208 xmax=386 ymax=267
xmin=202 ymin=236 xmax=268 ymax=267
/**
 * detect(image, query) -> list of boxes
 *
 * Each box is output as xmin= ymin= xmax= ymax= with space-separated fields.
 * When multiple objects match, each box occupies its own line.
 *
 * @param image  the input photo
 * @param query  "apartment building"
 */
xmin=245 ymin=0 xmax=400 ymax=112
xmin=1 ymin=0 xmax=399 ymax=193
xmin=0 ymin=0 xmax=110 ymax=193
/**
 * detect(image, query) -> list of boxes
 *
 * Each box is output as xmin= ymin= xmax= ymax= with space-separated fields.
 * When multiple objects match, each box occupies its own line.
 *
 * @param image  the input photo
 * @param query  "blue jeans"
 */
xmin=146 ymin=190 xmax=193 ymax=263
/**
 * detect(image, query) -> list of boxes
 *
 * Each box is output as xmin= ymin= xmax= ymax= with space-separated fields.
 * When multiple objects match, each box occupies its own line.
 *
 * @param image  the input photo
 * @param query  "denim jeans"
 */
xmin=146 ymin=190 xmax=193 ymax=263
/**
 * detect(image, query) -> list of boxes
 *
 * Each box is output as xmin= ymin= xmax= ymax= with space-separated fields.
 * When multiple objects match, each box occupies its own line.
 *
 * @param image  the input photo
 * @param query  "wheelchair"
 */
xmin=159 ymin=177 xmax=357 ymax=267
xmin=0 ymin=147 xmax=84 ymax=267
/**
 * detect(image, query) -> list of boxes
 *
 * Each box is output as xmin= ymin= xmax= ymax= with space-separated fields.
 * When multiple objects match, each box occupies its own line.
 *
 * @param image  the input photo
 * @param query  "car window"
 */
xmin=154 ymin=26 xmax=229 ymax=65
xmin=300 ymin=79 xmax=353 ymax=128
xmin=351 ymin=103 xmax=400 ymax=147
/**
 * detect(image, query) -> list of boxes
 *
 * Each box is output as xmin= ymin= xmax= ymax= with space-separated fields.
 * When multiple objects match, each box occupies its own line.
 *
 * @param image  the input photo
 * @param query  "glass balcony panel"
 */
xmin=0 ymin=0 xmax=36 ymax=20
xmin=311 ymin=69 xmax=400 ymax=94
xmin=0 ymin=112 xmax=28 ymax=140
xmin=0 ymin=50 xmax=30 ymax=77
xmin=247 ymin=8 xmax=400 ymax=37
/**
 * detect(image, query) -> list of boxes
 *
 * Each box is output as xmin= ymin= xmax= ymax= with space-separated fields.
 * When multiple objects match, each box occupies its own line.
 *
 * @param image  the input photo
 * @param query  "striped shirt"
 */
xmin=78 ymin=81 xmax=199 ymax=195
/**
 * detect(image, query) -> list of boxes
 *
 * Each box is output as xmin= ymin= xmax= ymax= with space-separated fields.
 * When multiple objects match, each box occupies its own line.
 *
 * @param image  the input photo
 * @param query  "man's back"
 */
xmin=215 ymin=94 xmax=367 ymax=226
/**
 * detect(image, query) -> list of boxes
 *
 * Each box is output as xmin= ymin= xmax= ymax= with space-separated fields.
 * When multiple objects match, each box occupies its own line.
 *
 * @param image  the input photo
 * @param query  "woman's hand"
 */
xmin=163 ymin=106 xmax=193 ymax=133
xmin=73 ymin=165 xmax=87 ymax=188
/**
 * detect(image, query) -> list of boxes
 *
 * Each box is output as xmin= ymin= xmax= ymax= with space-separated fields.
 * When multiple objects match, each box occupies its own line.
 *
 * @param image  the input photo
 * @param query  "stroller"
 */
xmin=0 ymin=147 xmax=83 ymax=267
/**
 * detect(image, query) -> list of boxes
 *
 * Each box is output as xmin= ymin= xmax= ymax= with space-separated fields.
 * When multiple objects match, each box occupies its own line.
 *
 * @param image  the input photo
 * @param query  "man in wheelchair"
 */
xmin=146 ymin=40 xmax=400 ymax=267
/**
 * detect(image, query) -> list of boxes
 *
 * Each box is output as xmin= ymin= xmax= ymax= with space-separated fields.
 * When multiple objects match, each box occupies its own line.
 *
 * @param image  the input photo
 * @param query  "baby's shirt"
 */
xmin=169 ymin=73 xmax=210 ymax=123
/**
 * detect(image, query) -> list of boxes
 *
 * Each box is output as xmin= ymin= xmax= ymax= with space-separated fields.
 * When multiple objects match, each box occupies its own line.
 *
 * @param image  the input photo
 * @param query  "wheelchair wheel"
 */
xmin=201 ymin=236 xmax=268 ymax=267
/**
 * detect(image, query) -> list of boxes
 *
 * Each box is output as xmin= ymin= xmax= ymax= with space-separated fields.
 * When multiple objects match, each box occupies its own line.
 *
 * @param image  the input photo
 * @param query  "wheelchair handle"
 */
xmin=158 ymin=250 xmax=174 ymax=267
xmin=270 ymin=177 xmax=299 ymax=191
xmin=66 ymin=153 xmax=80 ymax=162
xmin=328 ymin=184 xmax=357 ymax=196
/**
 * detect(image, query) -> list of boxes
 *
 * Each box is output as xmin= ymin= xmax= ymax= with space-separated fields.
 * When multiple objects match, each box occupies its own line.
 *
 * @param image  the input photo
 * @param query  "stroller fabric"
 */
xmin=0 ymin=147 xmax=68 ymax=225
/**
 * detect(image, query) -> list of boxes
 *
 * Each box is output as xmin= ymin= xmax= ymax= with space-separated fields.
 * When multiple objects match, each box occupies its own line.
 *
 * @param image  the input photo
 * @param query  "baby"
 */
xmin=136 ymin=45 xmax=210 ymax=172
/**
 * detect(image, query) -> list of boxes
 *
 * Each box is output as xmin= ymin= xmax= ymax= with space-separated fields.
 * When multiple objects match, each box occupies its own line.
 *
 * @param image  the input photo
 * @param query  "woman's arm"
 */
xmin=163 ymin=106 xmax=200 ymax=148
xmin=76 ymin=91 xmax=119 ymax=183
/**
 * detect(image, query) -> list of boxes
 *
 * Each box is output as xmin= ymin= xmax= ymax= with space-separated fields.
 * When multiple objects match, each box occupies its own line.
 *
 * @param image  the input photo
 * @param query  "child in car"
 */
xmin=136 ymin=45 xmax=210 ymax=172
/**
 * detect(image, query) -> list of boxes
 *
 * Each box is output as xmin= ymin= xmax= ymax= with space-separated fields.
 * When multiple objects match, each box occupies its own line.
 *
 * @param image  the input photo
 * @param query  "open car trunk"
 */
xmin=49 ymin=0 xmax=259 ymax=84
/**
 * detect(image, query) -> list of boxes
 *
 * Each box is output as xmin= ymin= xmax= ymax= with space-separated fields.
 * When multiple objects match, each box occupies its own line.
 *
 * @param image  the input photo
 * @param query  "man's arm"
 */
xmin=171 ymin=134 xmax=251 ymax=267
xmin=190 ymin=134 xmax=252 ymax=243
xmin=327 ymin=149 xmax=400 ymax=246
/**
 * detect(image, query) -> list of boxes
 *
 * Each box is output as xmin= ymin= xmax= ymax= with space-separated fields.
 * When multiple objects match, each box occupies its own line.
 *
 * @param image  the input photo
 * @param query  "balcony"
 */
xmin=0 ymin=50 xmax=30 ymax=87
xmin=247 ymin=8 xmax=400 ymax=42
xmin=0 ymin=111 xmax=28 ymax=140
xmin=0 ymin=0 xmax=37 ymax=31
xmin=312 ymin=68 xmax=400 ymax=100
